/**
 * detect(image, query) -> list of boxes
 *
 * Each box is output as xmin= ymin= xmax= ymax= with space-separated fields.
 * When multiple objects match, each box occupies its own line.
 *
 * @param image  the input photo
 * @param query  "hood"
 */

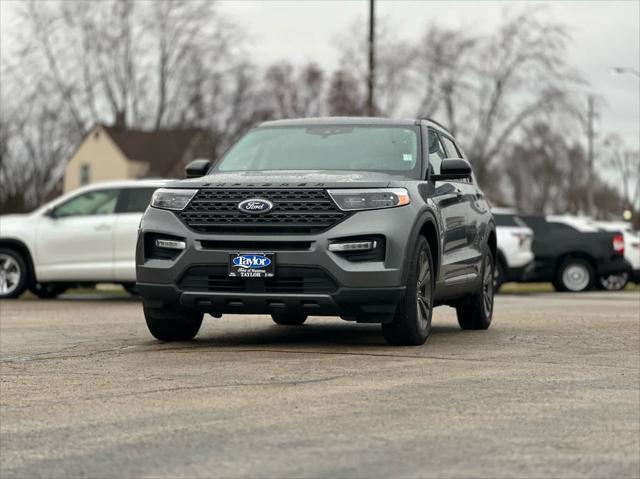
xmin=164 ymin=170 xmax=406 ymax=189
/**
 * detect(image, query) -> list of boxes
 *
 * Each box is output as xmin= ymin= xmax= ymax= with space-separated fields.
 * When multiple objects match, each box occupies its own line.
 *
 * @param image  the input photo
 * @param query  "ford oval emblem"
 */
xmin=238 ymin=198 xmax=274 ymax=214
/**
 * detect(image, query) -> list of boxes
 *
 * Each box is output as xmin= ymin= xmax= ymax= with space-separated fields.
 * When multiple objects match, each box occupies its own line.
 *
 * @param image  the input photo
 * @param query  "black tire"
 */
xmin=597 ymin=272 xmax=629 ymax=291
xmin=29 ymin=283 xmax=68 ymax=299
xmin=494 ymin=259 xmax=506 ymax=293
xmin=382 ymin=235 xmax=434 ymax=346
xmin=271 ymin=312 xmax=307 ymax=325
xmin=122 ymin=283 xmax=139 ymax=296
xmin=0 ymin=248 xmax=29 ymax=299
xmin=456 ymin=248 xmax=495 ymax=330
xmin=143 ymin=301 xmax=203 ymax=341
xmin=555 ymin=257 xmax=594 ymax=292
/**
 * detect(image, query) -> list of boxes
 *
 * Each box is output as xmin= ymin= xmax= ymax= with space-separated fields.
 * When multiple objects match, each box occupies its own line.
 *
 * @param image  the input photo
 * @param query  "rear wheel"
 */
xmin=271 ymin=312 xmax=307 ymax=325
xmin=143 ymin=301 xmax=203 ymax=341
xmin=382 ymin=235 xmax=434 ymax=346
xmin=597 ymin=272 xmax=629 ymax=291
xmin=0 ymin=248 xmax=28 ymax=299
xmin=456 ymin=248 xmax=495 ymax=330
xmin=554 ymin=258 xmax=594 ymax=292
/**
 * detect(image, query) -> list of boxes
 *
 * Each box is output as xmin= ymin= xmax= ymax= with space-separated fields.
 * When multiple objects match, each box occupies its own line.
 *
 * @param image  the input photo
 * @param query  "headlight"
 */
xmin=327 ymin=188 xmax=410 ymax=211
xmin=150 ymin=188 xmax=198 ymax=211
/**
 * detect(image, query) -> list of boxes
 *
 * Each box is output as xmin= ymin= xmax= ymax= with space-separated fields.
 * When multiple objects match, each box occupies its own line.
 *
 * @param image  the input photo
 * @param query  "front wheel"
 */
xmin=382 ymin=235 xmax=434 ymax=346
xmin=456 ymin=248 xmax=495 ymax=330
xmin=597 ymin=272 xmax=629 ymax=291
xmin=143 ymin=301 xmax=203 ymax=341
xmin=0 ymin=248 xmax=28 ymax=299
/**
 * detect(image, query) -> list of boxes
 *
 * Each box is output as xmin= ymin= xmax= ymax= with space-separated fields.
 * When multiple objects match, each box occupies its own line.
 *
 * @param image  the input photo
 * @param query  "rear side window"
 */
xmin=54 ymin=189 xmax=119 ymax=218
xmin=116 ymin=188 xmax=157 ymax=213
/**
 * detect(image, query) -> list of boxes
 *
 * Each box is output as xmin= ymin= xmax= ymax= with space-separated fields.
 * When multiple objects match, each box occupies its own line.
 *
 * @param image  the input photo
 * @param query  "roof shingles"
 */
xmin=102 ymin=125 xmax=213 ymax=177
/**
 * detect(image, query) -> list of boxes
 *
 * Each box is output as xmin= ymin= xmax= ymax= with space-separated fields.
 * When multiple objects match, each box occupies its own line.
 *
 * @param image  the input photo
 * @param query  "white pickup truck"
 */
xmin=0 ymin=180 xmax=165 ymax=299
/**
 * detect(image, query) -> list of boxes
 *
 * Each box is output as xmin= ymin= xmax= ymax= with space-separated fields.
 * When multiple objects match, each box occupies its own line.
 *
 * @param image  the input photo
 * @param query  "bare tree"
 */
xmin=261 ymin=62 xmax=326 ymax=119
xmin=601 ymin=134 xmax=640 ymax=210
xmin=413 ymin=24 xmax=477 ymax=136
xmin=327 ymin=69 xmax=367 ymax=116
xmin=1 ymin=0 xmax=248 ymax=207
xmin=335 ymin=18 xmax=415 ymax=116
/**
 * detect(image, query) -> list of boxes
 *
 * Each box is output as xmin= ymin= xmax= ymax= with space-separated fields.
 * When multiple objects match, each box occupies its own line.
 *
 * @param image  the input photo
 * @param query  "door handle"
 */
xmin=94 ymin=223 xmax=111 ymax=231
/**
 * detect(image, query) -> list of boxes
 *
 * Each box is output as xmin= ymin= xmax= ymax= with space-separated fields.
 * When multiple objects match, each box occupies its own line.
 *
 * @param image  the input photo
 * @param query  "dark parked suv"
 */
xmin=136 ymin=118 xmax=496 ymax=345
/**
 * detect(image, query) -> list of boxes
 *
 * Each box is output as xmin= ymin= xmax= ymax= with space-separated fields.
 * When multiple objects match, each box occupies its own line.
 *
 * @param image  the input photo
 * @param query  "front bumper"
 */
xmin=136 ymin=204 xmax=418 ymax=320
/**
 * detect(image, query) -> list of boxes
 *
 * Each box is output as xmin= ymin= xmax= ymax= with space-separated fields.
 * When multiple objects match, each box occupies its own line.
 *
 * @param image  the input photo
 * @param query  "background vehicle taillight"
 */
xmin=511 ymin=232 xmax=532 ymax=248
xmin=612 ymin=234 xmax=625 ymax=255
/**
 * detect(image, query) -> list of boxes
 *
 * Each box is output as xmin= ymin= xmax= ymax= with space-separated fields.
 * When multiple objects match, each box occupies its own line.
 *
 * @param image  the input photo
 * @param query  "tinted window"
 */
xmin=214 ymin=126 xmax=421 ymax=177
xmin=494 ymin=214 xmax=527 ymax=227
xmin=54 ymin=190 xmax=119 ymax=218
xmin=494 ymin=214 xmax=518 ymax=227
xmin=440 ymin=136 xmax=460 ymax=158
xmin=427 ymin=130 xmax=446 ymax=175
xmin=117 ymin=188 xmax=157 ymax=213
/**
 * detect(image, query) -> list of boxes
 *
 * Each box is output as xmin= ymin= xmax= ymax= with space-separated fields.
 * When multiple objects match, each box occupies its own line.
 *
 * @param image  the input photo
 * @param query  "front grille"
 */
xmin=180 ymin=189 xmax=348 ymax=234
xmin=178 ymin=265 xmax=338 ymax=294
xmin=200 ymin=240 xmax=312 ymax=251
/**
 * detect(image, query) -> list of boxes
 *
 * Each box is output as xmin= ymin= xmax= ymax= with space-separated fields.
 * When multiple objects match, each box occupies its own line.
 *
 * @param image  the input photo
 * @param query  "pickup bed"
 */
xmin=520 ymin=215 xmax=629 ymax=292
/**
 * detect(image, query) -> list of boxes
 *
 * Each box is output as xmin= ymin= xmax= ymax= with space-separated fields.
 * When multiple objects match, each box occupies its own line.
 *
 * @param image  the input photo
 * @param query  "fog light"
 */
xmin=155 ymin=239 xmax=186 ymax=250
xmin=328 ymin=240 xmax=377 ymax=252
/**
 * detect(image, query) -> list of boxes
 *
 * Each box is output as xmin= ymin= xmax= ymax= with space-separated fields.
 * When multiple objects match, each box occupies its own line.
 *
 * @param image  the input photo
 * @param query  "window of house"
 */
xmin=79 ymin=164 xmax=90 ymax=186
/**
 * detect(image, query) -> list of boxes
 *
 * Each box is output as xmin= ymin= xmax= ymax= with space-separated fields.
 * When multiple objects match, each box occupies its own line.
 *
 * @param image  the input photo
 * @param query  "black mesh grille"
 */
xmin=178 ymin=265 xmax=338 ymax=294
xmin=179 ymin=189 xmax=347 ymax=234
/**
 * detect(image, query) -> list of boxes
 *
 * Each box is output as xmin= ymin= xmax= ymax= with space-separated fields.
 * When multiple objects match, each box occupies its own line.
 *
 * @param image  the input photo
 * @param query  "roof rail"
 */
xmin=420 ymin=117 xmax=451 ymax=133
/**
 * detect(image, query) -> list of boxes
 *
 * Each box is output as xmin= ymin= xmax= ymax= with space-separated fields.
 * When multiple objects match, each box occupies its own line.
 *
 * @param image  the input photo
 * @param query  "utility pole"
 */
xmin=586 ymin=95 xmax=595 ymax=216
xmin=367 ymin=0 xmax=375 ymax=116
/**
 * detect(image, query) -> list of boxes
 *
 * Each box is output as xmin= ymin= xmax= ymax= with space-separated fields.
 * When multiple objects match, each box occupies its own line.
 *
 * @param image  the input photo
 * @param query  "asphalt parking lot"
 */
xmin=1 ymin=292 xmax=639 ymax=478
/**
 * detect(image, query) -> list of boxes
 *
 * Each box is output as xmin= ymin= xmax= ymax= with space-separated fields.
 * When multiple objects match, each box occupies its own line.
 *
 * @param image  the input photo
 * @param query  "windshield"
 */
xmin=213 ymin=125 xmax=422 ymax=177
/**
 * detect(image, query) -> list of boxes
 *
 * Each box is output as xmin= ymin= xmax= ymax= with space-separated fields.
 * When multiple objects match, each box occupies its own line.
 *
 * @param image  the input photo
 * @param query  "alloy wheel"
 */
xmin=562 ymin=263 xmax=590 ymax=291
xmin=416 ymin=248 xmax=432 ymax=330
xmin=482 ymin=254 xmax=494 ymax=317
xmin=0 ymin=253 xmax=22 ymax=296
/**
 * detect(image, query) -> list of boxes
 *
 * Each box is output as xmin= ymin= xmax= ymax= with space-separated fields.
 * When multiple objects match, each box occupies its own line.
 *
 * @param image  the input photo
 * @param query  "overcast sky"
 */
xmin=2 ymin=0 xmax=638 ymax=149
xmin=219 ymin=0 xmax=639 ymax=149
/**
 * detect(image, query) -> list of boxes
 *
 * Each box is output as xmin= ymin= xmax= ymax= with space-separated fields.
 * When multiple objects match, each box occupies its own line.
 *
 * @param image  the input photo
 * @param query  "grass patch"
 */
xmin=500 ymin=282 xmax=640 ymax=295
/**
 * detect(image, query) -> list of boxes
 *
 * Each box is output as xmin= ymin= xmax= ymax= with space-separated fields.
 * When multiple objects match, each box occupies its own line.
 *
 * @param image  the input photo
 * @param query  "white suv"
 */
xmin=0 ymin=180 xmax=165 ymax=299
xmin=492 ymin=208 xmax=535 ymax=291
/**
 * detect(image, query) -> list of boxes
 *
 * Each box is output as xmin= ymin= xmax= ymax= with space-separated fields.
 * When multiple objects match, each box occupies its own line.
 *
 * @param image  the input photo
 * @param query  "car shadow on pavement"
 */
xmin=146 ymin=322 xmax=465 ymax=349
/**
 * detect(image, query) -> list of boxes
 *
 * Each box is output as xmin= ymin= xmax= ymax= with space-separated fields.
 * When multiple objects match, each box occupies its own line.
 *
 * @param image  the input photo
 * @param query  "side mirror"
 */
xmin=431 ymin=158 xmax=472 ymax=181
xmin=185 ymin=159 xmax=211 ymax=178
xmin=44 ymin=208 xmax=57 ymax=219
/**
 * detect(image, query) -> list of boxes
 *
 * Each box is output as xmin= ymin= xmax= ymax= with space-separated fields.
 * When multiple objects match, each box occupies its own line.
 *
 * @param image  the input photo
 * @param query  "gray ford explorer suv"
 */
xmin=136 ymin=118 xmax=496 ymax=345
